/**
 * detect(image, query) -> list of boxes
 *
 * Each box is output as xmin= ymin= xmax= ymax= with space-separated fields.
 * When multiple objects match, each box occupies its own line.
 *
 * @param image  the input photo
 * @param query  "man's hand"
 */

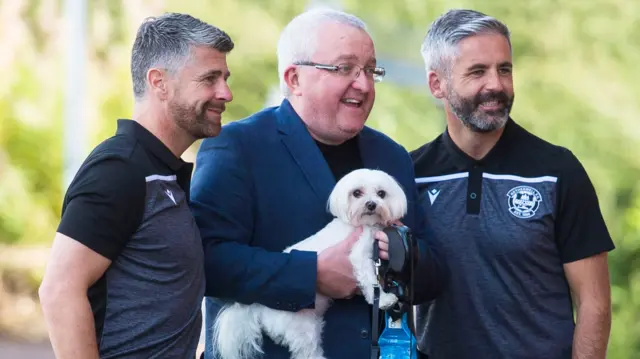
xmin=316 ymin=226 xmax=363 ymax=299
xmin=375 ymin=220 xmax=404 ymax=261
xmin=374 ymin=231 xmax=389 ymax=261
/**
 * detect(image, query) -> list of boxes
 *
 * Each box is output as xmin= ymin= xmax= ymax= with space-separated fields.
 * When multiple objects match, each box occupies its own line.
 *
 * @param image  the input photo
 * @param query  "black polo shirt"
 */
xmin=58 ymin=119 xmax=205 ymax=358
xmin=410 ymin=118 xmax=614 ymax=359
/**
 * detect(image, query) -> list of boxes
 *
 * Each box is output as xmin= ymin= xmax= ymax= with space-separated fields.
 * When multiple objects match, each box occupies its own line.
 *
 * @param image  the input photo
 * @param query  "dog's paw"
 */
xmin=378 ymin=292 xmax=398 ymax=310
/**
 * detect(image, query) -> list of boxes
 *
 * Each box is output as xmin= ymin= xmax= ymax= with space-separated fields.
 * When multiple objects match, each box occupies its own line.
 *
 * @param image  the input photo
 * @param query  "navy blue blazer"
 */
xmin=190 ymin=99 xmax=445 ymax=359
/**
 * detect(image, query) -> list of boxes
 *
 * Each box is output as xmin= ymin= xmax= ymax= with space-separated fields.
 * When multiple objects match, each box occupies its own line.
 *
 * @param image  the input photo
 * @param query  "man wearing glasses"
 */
xmin=190 ymin=8 xmax=446 ymax=359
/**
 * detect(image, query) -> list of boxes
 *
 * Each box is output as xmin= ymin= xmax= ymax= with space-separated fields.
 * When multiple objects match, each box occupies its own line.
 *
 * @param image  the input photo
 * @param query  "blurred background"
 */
xmin=1 ymin=0 xmax=638 ymax=357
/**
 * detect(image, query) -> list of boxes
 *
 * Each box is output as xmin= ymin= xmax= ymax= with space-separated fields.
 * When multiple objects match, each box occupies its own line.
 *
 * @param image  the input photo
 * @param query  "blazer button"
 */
xmin=276 ymin=302 xmax=281 ymax=308
xmin=360 ymin=329 xmax=369 ymax=339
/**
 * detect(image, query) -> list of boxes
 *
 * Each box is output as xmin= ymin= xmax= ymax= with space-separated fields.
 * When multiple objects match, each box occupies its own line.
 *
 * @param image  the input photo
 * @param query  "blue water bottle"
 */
xmin=378 ymin=311 xmax=417 ymax=359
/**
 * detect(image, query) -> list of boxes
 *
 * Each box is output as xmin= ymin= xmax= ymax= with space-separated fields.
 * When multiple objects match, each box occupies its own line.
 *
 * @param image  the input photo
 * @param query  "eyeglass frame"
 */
xmin=294 ymin=61 xmax=386 ymax=83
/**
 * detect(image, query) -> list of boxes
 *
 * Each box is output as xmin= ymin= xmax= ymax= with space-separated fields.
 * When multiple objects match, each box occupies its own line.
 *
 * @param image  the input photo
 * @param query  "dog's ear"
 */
xmin=327 ymin=173 xmax=353 ymax=223
xmin=388 ymin=175 xmax=408 ymax=221
xmin=327 ymin=182 xmax=350 ymax=222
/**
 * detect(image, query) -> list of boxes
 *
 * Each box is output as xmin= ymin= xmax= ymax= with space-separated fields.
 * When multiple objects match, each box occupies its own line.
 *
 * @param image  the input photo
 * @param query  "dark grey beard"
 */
xmin=448 ymin=90 xmax=514 ymax=133
xmin=169 ymin=99 xmax=217 ymax=140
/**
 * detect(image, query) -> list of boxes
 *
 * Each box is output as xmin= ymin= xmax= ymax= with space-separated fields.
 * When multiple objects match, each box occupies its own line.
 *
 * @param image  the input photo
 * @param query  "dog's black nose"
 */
xmin=366 ymin=201 xmax=376 ymax=211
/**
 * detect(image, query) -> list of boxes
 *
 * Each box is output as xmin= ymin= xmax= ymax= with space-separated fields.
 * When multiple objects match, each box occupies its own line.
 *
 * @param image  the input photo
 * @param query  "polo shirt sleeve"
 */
xmin=555 ymin=151 xmax=615 ymax=263
xmin=57 ymin=157 xmax=146 ymax=260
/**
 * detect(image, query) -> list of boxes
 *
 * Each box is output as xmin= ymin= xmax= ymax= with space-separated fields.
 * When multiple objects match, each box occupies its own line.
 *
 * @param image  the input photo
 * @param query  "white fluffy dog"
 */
xmin=212 ymin=168 xmax=408 ymax=359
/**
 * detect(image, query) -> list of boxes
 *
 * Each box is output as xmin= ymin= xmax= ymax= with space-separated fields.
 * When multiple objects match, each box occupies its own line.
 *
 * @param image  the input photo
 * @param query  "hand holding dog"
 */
xmin=375 ymin=231 xmax=389 ymax=261
xmin=375 ymin=220 xmax=404 ymax=260
xmin=316 ymin=226 xmax=363 ymax=299
xmin=212 ymin=169 xmax=408 ymax=359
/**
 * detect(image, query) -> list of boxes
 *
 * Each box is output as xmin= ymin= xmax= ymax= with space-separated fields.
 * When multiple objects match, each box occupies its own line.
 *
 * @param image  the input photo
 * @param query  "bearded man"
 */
xmin=411 ymin=9 xmax=614 ymax=359
xmin=39 ymin=13 xmax=234 ymax=359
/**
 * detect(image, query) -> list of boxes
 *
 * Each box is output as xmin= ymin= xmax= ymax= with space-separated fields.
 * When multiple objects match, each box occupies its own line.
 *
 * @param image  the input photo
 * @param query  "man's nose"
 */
xmin=216 ymin=82 xmax=233 ymax=103
xmin=484 ymin=70 xmax=505 ymax=92
xmin=351 ymin=68 xmax=373 ymax=92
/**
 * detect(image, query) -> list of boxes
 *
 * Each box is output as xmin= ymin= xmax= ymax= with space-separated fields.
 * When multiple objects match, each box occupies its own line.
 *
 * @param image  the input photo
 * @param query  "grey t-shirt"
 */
xmin=58 ymin=120 xmax=205 ymax=358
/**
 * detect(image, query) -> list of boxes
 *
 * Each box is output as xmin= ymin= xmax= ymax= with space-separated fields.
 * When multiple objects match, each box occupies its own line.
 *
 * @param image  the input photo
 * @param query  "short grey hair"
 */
xmin=420 ymin=9 xmax=511 ymax=76
xmin=276 ymin=8 xmax=369 ymax=97
xmin=131 ymin=12 xmax=234 ymax=100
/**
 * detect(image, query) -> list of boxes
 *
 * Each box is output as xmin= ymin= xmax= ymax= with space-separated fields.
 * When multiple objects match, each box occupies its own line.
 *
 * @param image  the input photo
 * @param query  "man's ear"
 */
xmin=427 ymin=70 xmax=446 ymax=100
xmin=147 ymin=68 xmax=169 ymax=101
xmin=283 ymin=65 xmax=302 ymax=96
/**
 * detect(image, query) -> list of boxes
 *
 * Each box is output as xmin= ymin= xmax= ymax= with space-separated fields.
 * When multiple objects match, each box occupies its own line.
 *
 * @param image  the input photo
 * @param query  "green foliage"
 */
xmin=0 ymin=0 xmax=638 ymax=355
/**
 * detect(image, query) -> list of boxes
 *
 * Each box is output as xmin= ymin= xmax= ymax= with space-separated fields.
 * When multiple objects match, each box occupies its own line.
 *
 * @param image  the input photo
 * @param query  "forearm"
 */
xmin=41 ymin=291 xmax=99 ymax=359
xmin=572 ymin=304 xmax=611 ymax=359
xmin=204 ymin=241 xmax=318 ymax=311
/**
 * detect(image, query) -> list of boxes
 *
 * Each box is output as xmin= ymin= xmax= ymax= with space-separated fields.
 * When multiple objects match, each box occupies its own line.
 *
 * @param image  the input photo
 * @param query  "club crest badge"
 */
xmin=507 ymin=185 xmax=542 ymax=219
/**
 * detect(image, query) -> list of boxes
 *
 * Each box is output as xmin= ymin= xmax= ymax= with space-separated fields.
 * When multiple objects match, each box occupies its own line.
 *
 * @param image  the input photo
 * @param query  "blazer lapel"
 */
xmin=276 ymin=100 xmax=336 ymax=203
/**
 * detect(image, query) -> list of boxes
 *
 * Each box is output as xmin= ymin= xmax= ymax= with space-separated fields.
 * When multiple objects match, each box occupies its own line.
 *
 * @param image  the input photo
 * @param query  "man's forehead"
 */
xmin=314 ymin=23 xmax=376 ymax=63
xmin=185 ymin=47 xmax=229 ymax=70
xmin=330 ymin=53 xmax=377 ymax=64
xmin=190 ymin=46 xmax=228 ymax=63
xmin=452 ymin=35 xmax=511 ymax=67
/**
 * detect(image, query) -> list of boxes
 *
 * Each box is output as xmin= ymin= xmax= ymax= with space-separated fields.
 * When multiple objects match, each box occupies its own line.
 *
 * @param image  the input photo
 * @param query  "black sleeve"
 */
xmin=57 ymin=157 xmax=146 ymax=260
xmin=555 ymin=151 xmax=615 ymax=263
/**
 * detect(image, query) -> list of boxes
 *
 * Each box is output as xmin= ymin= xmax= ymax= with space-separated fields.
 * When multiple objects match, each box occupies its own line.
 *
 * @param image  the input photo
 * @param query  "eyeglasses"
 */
xmin=295 ymin=61 xmax=386 ymax=83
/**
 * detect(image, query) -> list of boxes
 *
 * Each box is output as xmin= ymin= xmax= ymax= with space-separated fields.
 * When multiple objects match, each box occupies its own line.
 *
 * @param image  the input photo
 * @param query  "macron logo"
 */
xmin=428 ymin=188 xmax=440 ymax=205
xmin=165 ymin=189 xmax=176 ymax=205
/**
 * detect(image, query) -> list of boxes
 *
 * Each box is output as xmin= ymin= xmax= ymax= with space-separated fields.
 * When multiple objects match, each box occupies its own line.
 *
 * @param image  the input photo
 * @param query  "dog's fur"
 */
xmin=212 ymin=168 xmax=408 ymax=359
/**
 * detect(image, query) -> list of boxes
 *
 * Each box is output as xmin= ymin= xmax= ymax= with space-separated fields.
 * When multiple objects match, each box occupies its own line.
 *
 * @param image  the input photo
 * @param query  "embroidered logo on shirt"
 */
xmin=507 ymin=185 xmax=542 ymax=219
xmin=428 ymin=188 xmax=440 ymax=205
xmin=165 ymin=189 xmax=176 ymax=205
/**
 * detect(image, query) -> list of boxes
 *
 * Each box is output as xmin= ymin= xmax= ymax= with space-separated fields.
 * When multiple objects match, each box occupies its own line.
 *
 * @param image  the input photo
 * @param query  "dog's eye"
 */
xmin=352 ymin=189 xmax=362 ymax=198
xmin=377 ymin=190 xmax=386 ymax=198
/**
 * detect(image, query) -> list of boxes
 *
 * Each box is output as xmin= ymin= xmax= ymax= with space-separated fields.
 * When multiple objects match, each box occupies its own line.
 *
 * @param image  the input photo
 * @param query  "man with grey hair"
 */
xmin=191 ymin=7 xmax=446 ymax=359
xmin=411 ymin=9 xmax=614 ymax=359
xmin=39 ymin=12 xmax=233 ymax=359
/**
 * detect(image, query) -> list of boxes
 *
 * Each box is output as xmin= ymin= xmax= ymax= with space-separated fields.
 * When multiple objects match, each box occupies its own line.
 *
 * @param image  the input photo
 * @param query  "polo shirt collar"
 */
xmin=115 ymin=119 xmax=186 ymax=172
xmin=442 ymin=117 xmax=517 ymax=170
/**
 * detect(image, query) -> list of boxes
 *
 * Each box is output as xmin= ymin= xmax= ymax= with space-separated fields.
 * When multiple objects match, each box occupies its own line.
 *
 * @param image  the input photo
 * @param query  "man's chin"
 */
xmin=464 ymin=115 xmax=508 ymax=133
xmin=190 ymin=123 xmax=222 ymax=140
xmin=204 ymin=125 xmax=222 ymax=138
xmin=339 ymin=126 xmax=364 ymax=140
xmin=338 ymin=116 xmax=368 ymax=135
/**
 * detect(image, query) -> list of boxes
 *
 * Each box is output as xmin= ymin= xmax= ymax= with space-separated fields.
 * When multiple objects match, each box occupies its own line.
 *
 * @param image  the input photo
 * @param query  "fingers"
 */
xmin=375 ymin=231 xmax=389 ymax=260
xmin=378 ymin=238 xmax=389 ymax=260
xmin=374 ymin=231 xmax=388 ymax=244
xmin=376 ymin=232 xmax=389 ymax=253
